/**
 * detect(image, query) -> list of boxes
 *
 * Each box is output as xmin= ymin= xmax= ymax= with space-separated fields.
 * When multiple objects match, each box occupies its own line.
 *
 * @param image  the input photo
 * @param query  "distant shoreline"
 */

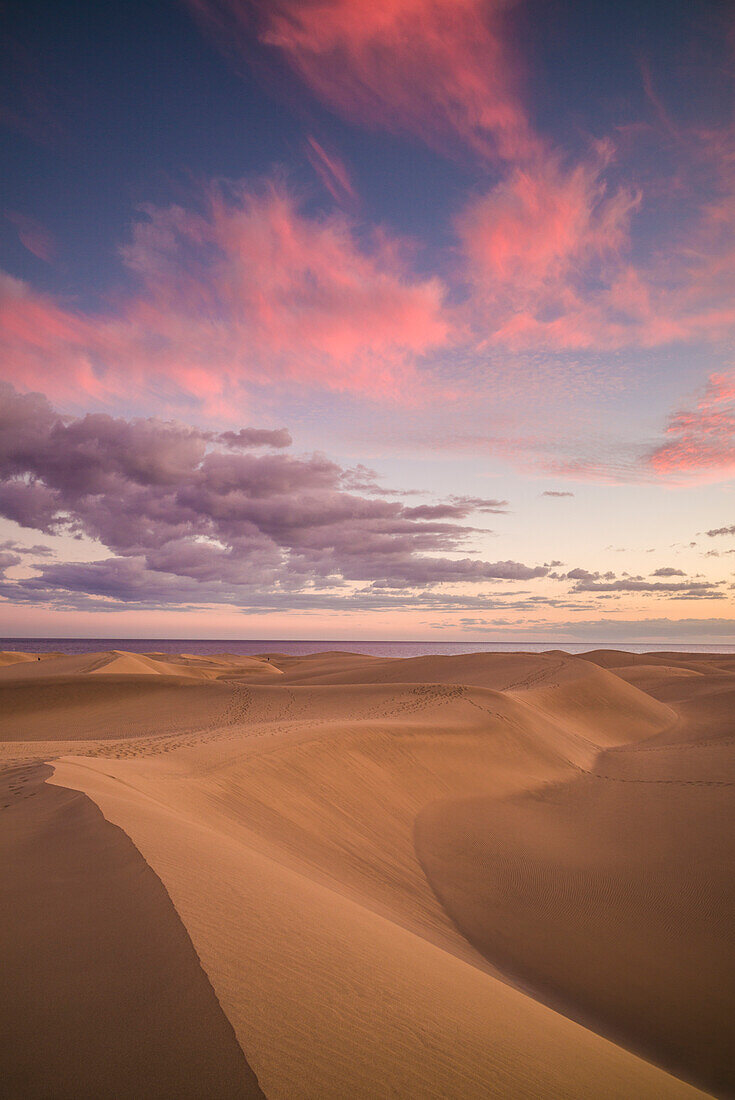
xmin=2 ymin=637 xmax=735 ymax=656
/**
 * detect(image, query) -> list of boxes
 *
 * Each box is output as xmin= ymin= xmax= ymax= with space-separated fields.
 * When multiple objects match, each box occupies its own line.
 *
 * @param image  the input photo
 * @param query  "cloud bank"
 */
xmin=0 ymin=384 xmax=547 ymax=611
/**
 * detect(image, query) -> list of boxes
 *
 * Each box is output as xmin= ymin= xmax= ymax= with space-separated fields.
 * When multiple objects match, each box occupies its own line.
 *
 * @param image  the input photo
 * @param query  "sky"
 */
xmin=0 ymin=0 xmax=734 ymax=642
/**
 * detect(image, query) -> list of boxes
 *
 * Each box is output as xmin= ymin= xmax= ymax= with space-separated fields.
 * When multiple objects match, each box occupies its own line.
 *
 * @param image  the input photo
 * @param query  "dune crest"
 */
xmin=0 ymin=762 xmax=264 ymax=1098
xmin=4 ymin=647 xmax=729 ymax=1096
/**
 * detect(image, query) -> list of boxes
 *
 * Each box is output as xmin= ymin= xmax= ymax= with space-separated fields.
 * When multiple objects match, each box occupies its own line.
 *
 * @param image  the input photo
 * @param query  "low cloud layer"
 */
xmin=457 ymin=616 xmax=735 ymax=641
xmin=562 ymin=567 xmax=722 ymax=598
xmin=1 ymin=386 xmax=730 ymax=619
xmin=707 ymin=524 xmax=735 ymax=538
xmin=0 ymin=384 xmax=546 ymax=611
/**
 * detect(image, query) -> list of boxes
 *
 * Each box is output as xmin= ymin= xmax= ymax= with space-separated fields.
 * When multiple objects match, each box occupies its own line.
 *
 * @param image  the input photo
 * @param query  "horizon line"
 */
xmin=2 ymin=636 xmax=734 ymax=646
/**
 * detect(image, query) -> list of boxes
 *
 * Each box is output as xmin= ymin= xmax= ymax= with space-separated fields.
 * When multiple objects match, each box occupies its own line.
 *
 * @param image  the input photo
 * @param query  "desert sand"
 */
xmin=1 ymin=647 xmax=733 ymax=1098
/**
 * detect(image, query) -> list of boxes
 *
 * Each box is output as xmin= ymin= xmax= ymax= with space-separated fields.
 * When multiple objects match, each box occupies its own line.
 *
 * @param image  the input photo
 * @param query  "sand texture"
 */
xmin=0 ymin=761 xmax=263 ymax=1099
xmin=2 ymin=647 xmax=732 ymax=1098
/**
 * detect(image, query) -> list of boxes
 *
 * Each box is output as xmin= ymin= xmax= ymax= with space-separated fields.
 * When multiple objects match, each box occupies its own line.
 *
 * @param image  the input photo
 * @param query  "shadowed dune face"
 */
xmin=416 ymin=654 xmax=735 ymax=1098
xmin=415 ymin=774 xmax=735 ymax=1097
xmin=2 ymin=648 xmax=727 ymax=1097
xmin=0 ymin=763 xmax=264 ymax=1099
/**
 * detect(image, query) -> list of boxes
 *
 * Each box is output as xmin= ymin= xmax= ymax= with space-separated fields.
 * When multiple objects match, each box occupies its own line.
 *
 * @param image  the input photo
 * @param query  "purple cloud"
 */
xmin=402 ymin=495 xmax=508 ymax=521
xmin=0 ymin=539 xmax=53 ymax=556
xmin=707 ymin=524 xmax=735 ymax=537
xmin=0 ymin=384 xmax=546 ymax=610
xmin=564 ymin=566 xmax=719 ymax=595
xmin=217 ymin=427 xmax=292 ymax=449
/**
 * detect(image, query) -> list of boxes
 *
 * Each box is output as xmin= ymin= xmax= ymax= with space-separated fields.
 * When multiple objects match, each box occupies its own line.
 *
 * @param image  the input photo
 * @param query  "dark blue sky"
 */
xmin=3 ymin=0 xmax=730 ymax=302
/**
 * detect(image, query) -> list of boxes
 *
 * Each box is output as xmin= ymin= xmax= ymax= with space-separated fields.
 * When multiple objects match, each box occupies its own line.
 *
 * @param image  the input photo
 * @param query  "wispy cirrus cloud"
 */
xmin=305 ymin=135 xmax=358 ymax=207
xmin=187 ymin=0 xmax=537 ymax=164
xmin=458 ymin=136 xmax=735 ymax=353
xmin=648 ymin=372 xmax=735 ymax=479
xmin=0 ymin=272 xmax=111 ymax=405
xmin=458 ymin=142 xmax=641 ymax=346
xmin=186 ymin=1 xmax=735 ymax=363
xmin=486 ymin=369 xmax=735 ymax=487
xmin=0 ymin=179 xmax=450 ymax=411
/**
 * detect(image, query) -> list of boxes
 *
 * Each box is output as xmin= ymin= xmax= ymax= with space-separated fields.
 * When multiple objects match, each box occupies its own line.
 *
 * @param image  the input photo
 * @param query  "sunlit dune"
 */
xmin=0 ymin=650 xmax=62 ymax=667
xmin=2 ymin=648 xmax=732 ymax=1097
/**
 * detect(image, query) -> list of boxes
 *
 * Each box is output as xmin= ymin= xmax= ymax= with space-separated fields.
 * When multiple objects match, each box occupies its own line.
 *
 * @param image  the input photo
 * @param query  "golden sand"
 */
xmin=2 ymin=648 xmax=732 ymax=1097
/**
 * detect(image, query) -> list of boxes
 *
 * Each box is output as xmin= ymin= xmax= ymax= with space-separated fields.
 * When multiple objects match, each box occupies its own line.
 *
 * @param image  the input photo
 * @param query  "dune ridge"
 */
xmin=3 ymin=647 xmax=731 ymax=1097
xmin=0 ymin=762 xmax=264 ymax=1099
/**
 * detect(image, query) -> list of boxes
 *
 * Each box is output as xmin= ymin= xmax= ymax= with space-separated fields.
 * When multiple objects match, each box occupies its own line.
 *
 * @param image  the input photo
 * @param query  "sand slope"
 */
xmin=416 ymin=768 xmax=734 ymax=1096
xmin=3 ymin=647 xmax=728 ymax=1097
xmin=0 ymin=649 xmax=284 ymax=744
xmin=0 ymin=650 xmax=61 ymax=666
xmin=416 ymin=651 xmax=735 ymax=1097
xmin=0 ymin=762 xmax=263 ymax=1099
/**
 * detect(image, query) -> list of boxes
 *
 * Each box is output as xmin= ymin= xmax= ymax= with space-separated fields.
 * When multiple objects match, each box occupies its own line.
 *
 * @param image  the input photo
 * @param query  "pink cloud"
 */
xmin=458 ymin=126 xmax=735 ymax=352
xmin=305 ymin=135 xmax=358 ymax=206
xmin=0 ymin=273 xmax=114 ymax=404
xmin=648 ymin=372 xmax=735 ymax=479
xmin=477 ymin=370 xmax=735 ymax=487
xmin=188 ymin=0 xmax=538 ymax=163
xmin=0 ymin=179 xmax=449 ymax=411
xmin=458 ymin=144 xmax=641 ymax=346
xmin=459 ymin=144 xmax=636 ymax=291
xmin=123 ymin=180 xmax=450 ymax=394
xmin=546 ymin=370 xmax=735 ymax=486
xmin=184 ymin=5 xmax=735 ymax=358
xmin=455 ymin=143 xmax=660 ymax=352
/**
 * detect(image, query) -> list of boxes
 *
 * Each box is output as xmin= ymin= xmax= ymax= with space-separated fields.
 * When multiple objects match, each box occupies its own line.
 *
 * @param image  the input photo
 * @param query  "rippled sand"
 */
xmin=2 ymin=647 xmax=733 ymax=1098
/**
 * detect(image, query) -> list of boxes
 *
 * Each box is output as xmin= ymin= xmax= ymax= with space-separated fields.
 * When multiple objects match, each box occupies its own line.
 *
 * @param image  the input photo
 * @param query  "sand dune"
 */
xmin=0 ymin=648 xmax=279 ymax=681
xmin=0 ymin=649 xmax=285 ymax=744
xmin=3 ymin=647 xmax=730 ymax=1097
xmin=86 ymin=650 xmax=217 ymax=677
xmin=267 ymin=648 xmax=584 ymax=688
xmin=0 ymin=650 xmax=51 ymax=666
xmin=416 ymin=764 xmax=734 ymax=1096
xmin=0 ymin=763 xmax=263 ymax=1099
xmin=0 ymin=674 xmax=242 ymax=742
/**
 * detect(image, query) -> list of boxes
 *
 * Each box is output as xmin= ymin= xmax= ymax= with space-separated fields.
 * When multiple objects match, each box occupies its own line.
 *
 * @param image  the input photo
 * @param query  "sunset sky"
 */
xmin=1 ymin=0 xmax=734 ymax=641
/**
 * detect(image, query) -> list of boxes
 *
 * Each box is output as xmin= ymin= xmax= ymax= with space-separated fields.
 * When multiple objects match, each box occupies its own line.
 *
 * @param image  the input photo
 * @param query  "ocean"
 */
xmin=2 ymin=638 xmax=735 ymax=656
